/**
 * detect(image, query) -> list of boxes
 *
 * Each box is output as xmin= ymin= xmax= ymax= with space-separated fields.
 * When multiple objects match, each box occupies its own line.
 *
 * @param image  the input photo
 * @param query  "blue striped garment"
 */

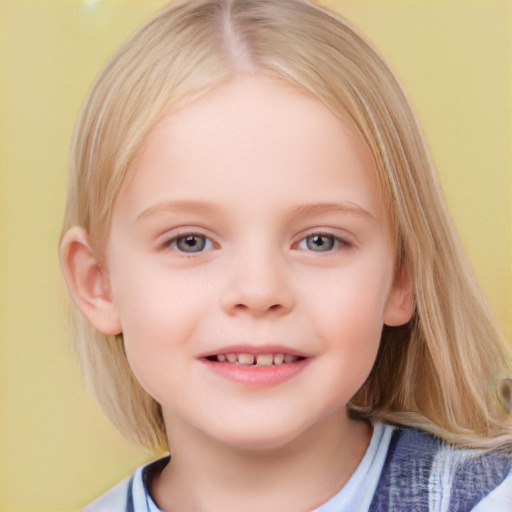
xmin=83 ymin=425 xmax=512 ymax=511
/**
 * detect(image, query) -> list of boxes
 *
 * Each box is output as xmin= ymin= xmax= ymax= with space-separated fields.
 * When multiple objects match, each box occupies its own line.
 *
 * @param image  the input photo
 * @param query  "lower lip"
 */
xmin=201 ymin=359 xmax=310 ymax=388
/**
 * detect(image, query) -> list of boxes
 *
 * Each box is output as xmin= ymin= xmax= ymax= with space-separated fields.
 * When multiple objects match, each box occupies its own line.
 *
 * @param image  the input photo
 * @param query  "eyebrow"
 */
xmin=135 ymin=199 xmax=375 ymax=222
xmin=286 ymin=201 xmax=376 ymax=221
xmin=136 ymin=200 xmax=220 ymax=222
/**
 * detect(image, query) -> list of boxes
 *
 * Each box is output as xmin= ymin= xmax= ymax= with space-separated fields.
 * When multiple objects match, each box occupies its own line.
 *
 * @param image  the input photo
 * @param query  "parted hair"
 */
xmin=62 ymin=0 xmax=512 ymax=451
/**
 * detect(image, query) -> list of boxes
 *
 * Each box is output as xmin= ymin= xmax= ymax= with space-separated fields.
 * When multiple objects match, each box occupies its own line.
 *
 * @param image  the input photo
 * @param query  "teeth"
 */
xmin=238 ymin=353 xmax=255 ymax=365
xmin=256 ymin=354 xmax=273 ymax=367
xmin=273 ymin=353 xmax=284 ymax=365
xmin=214 ymin=353 xmax=301 ymax=366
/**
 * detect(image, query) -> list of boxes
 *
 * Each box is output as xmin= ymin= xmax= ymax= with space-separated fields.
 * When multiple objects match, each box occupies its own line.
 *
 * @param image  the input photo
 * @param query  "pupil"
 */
xmin=307 ymin=234 xmax=333 ymax=251
xmin=178 ymin=235 xmax=205 ymax=252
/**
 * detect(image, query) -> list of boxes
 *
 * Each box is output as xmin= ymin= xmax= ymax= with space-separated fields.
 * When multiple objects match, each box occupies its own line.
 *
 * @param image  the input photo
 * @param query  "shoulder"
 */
xmin=81 ymin=457 xmax=170 ymax=512
xmin=370 ymin=427 xmax=512 ymax=512
xmin=81 ymin=474 xmax=133 ymax=512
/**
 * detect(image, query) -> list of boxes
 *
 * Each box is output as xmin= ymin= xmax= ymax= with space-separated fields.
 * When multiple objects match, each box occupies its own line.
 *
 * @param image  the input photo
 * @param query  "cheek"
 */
xmin=112 ymin=256 xmax=207 ymax=327
xmin=307 ymin=260 xmax=391 ymax=333
xmin=318 ymin=289 xmax=383 ymax=364
xmin=301 ymin=256 xmax=392 ymax=374
xmin=109 ymin=263 xmax=211 ymax=376
xmin=310 ymin=281 xmax=386 ymax=402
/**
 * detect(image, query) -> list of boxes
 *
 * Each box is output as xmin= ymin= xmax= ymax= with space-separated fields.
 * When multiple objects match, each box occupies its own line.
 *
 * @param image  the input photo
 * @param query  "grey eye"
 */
xmin=304 ymin=234 xmax=337 ymax=252
xmin=175 ymin=235 xmax=208 ymax=253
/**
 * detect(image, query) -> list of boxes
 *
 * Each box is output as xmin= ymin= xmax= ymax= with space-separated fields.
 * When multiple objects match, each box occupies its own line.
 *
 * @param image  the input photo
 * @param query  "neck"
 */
xmin=151 ymin=409 xmax=372 ymax=512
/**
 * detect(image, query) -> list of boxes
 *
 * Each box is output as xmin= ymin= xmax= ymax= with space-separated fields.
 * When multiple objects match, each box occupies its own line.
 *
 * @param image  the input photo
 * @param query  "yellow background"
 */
xmin=0 ymin=1 xmax=510 ymax=510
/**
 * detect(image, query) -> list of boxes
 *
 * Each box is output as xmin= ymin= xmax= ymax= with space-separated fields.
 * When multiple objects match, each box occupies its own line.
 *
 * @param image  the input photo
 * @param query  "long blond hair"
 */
xmin=62 ymin=0 xmax=512 ymax=451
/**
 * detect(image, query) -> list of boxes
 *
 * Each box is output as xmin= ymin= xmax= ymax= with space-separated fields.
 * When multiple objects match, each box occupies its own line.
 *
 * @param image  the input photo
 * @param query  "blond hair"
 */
xmin=62 ymin=0 xmax=512 ymax=451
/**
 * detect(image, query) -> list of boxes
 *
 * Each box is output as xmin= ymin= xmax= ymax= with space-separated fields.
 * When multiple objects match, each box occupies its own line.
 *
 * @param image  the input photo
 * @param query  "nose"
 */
xmin=220 ymin=247 xmax=295 ymax=318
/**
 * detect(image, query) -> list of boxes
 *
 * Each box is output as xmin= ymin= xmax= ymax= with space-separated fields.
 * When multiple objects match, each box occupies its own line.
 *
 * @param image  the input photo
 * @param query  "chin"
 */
xmin=209 ymin=421 xmax=315 ymax=453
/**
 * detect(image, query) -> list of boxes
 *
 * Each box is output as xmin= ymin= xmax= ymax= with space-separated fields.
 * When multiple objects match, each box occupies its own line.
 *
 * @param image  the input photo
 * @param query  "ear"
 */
xmin=383 ymin=268 xmax=414 ymax=327
xmin=60 ymin=227 xmax=122 ymax=335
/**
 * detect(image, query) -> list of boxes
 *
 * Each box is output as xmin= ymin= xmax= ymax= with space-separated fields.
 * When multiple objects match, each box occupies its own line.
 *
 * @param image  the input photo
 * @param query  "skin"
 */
xmin=61 ymin=75 xmax=413 ymax=511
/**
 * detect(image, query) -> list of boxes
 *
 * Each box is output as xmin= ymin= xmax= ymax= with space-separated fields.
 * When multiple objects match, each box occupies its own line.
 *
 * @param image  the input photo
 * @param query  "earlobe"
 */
xmin=383 ymin=269 xmax=414 ymax=327
xmin=59 ymin=227 xmax=122 ymax=335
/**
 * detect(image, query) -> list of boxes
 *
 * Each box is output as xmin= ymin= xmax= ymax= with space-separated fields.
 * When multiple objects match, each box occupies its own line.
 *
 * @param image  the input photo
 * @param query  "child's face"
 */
xmin=103 ymin=75 xmax=411 ymax=450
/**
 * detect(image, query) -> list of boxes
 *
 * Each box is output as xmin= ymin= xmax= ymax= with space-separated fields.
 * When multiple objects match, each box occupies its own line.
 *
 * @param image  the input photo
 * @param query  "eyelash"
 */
xmin=296 ymin=233 xmax=352 ymax=253
xmin=164 ymin=231 xmax=353 ymax=254
xmin=165 ymin=233 xmax=215 ymax=254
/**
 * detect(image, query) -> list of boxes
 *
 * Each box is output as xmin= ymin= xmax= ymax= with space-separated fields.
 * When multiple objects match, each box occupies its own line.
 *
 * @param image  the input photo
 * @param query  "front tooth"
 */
xmin=284 ymin=355 xmax=298 ymax=363
xmin=238 ymin=353 xmax=255 ymax=365
xmin=256 ymin=354 xmax=273 ymax=367
xmin=273 ymin=353 xmax=284 ymax=365
xmin=226 ymin=353 xmax=237 ymax=363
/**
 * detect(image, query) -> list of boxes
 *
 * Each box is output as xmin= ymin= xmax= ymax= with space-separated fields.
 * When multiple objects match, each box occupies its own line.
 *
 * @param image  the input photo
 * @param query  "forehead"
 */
xmin=114 ymin=75 xmax=384 ymax=224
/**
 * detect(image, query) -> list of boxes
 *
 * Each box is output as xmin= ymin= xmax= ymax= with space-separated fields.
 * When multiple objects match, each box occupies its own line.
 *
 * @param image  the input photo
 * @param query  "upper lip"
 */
xmin=198 ymin=344 xmax=311 ymax=359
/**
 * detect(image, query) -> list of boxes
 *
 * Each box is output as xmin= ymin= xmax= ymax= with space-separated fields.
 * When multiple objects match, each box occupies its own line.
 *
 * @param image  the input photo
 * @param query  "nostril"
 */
xmin=234 ymin=303 xmax=281 ymax=311
xmin=221 ymin=282 xmax=294 ymax=316
xmin=235 ymin=303 xmax=282 ymax=312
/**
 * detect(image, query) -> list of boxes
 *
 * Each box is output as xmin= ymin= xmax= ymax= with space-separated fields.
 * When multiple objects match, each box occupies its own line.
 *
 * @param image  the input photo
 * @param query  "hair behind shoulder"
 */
xmin=63 ymin=0 xmax=512 ymax=451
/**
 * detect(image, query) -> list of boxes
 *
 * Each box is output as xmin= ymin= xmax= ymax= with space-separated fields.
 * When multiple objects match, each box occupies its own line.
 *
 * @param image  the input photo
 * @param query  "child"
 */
xmin=59 ymin=0 xmax=512 ymax=510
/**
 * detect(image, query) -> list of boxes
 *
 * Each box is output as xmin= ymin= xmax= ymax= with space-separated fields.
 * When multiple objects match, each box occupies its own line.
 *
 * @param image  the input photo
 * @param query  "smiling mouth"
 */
xmin=201 ymin=349 xmax=310 ymax=386
xmin=205 ymin=353 xmax=306 ymax=366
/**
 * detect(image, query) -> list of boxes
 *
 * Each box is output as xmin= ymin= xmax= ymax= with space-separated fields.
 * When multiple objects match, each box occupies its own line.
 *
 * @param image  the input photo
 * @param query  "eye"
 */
xmin=298 ymin=233 xmax=344 ymax=252
xmin=169 ymin=234 xmax=214 ymax=253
